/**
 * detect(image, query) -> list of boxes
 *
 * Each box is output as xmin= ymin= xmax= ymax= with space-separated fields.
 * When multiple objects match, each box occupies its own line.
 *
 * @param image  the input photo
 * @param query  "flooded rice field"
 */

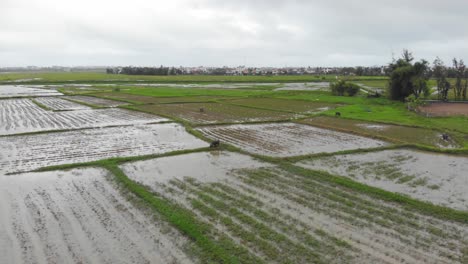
xmin=0 ymin=98 xmax=167 ymax=135
xmin=1 ymin=82 xmax=467 ymax=263
xmin=297 ymin=149 xmax=468 ymax=210
xmin=0 ymin=85 xmax=63 ymax=98
xmin=121 ymin=151 xmax=468 ymax=263
xmin=197 ymin=123 xmax=388 ymax=157
xmin=0 ymin=168 xmax=194 ymax=264
xmin=274 ymin=82 xmax=330 ymax=91
xmin=0 ymin=123 xmax=208 ymax=174
xmin=62 ymin=95 xmax=128 ymax=107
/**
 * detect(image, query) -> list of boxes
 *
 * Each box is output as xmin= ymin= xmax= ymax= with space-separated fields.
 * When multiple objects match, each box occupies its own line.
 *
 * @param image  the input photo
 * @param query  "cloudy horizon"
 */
xmin=1 ymin=0 xmax=467 ymax=67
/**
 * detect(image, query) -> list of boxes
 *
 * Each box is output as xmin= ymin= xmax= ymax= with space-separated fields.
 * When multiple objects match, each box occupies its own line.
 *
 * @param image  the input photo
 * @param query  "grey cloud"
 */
xmin=0 ymin=0 xmax=467 ymax=66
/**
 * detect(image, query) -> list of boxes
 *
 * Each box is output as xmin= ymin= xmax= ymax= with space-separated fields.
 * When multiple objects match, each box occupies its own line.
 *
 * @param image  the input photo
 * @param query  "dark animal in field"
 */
xmin=199 ymin=108 xmax=205 ymax=113
xmin=367 ymin=92 xmax=381 ymax=98
xmin=441 ymin=133 xmax=450 ymax=141
xmin=210 ymin=140 xmax=220 ymax=148
xmin=335 ymin=112 xmax=341 ymax=117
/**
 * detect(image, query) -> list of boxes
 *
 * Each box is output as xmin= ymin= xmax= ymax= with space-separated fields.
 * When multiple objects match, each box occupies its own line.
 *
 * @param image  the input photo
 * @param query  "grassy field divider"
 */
xmin=104 ymin=164 xmax=257 ymax=264
xmin=279 ymin=163 xmax=468 ymax=224
xmin=32 ymin=148 xmax=212 ymax=173
xmin=30 ymin=98 xmax=54 ymax=111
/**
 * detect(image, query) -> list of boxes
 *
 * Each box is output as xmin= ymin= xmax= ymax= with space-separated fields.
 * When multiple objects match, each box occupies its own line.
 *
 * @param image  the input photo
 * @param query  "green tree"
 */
xmin=330 ymin=80 xmax=360 ymax=96
xmin=387 ymin=50 xmax=430 ymax=100
xmin=453 ymin=58 xmax=466 ymax=100
xmin=432 ymin=57 xmax=450 ymax=100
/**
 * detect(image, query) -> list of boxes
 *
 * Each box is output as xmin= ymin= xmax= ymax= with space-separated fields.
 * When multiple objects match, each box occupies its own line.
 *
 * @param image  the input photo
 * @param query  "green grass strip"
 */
xmin=103 ymin=163 xmax=261 ymax=264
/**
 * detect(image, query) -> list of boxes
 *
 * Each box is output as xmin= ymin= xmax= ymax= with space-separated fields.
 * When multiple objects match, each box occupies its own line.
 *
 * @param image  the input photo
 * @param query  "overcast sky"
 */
xmin=1 ymin=0 xmax=467 ymax=67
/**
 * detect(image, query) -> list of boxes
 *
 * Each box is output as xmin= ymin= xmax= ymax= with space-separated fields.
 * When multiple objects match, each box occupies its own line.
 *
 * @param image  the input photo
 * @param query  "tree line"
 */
xmin=106 ymin=66 xmax=183 ymax=75
xmin=388 ymin=50 xmax=468 ymax=101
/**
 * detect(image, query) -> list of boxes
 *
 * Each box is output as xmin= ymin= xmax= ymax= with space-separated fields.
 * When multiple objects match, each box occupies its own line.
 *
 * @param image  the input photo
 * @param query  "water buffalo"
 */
xmin=441 ymin=133 xmax=450 ymax=141
xmin=210 ymin=140 xmax=220 ymax=148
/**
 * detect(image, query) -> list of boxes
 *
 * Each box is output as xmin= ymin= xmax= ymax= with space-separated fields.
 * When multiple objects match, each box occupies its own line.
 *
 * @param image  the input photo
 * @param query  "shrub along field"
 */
xmin=1 ymin=75 xmax=468 ymax=263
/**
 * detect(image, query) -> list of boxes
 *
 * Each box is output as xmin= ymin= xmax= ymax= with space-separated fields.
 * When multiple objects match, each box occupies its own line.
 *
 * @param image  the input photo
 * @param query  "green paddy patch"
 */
xmin=300 ymin=116 xmax=463 ymax=148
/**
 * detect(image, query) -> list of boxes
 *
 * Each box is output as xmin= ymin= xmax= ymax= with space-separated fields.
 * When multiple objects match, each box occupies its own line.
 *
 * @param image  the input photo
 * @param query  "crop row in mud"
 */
xmin=121 ymin=151 xmax=468 ymax=264
xmin=297 ymin=148 xmax=468 ymax=210
xmin=34 ymin=97 xmax=91 ymax=111
xmin=93 ymin=92 xmax=232 ymax=104
xmin=62 ymin=95 xmax=128 ymax=107
xmin=197 ymin=123 xmax=388 ymax=157
xmin=0 ymin=98 xmax=167 ymax=135
xmin=0 ymin=168 xmax=194 ymax=263
xmin=0 ymin=123 xmax=207 ymax=174
xmin=132 ymin=102 xmax=296 ymax=124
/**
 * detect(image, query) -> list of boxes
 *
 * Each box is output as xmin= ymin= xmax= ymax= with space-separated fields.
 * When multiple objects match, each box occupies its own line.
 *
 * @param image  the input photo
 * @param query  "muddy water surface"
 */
xmin=121 ymin=151 xmax=272 ymax=185
xmin=297 ymin=149 xmax=468 ymax=210
xmin=0 ymin=85 xmax=62 ymax=98
xmin=0 ymin=168 xmax=194 ymax=263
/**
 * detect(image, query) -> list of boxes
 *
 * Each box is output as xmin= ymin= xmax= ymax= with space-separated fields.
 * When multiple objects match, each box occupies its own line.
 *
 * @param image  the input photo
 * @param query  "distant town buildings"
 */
xmin=0 ymin=65 xmax=389 ymax=76
xmin=105 ymin=65 xmax=389 ymax=76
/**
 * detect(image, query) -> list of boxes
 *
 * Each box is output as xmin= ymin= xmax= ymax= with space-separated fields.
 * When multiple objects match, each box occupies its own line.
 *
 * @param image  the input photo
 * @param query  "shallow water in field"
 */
xmin=297 ymin=149 xmax=468 ymax=210
xmin=274 ymin=82 xmax=330 ymax=91
xmin=121 ymin=151 xmax=468 ymax=264
xmin=121 ymin=151 xmax=272 ymax=185
xmin=0 ymin=167 xmax=194 ymax=263
xmin=0 ymin=85 xmax=63 ymax=97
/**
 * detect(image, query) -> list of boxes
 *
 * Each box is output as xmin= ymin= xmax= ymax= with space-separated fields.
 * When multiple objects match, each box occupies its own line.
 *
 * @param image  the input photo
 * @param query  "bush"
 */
xmin=330 ymin=80 xmax=360 ymax=96
xmin=405 ymin=94 xmax=426 ymax=112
